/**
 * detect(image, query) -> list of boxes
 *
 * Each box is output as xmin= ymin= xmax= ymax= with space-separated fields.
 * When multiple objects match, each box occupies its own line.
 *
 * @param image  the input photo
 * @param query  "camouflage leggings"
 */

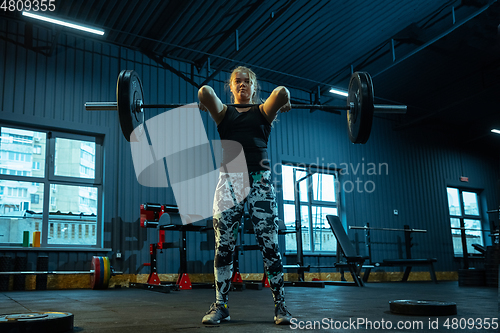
xmin=212 ymin=170 xmax=285 ymax=305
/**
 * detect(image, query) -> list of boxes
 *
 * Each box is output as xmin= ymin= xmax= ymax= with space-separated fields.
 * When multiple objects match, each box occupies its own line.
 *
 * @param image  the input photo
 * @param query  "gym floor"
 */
xmin=0 ymin=281 xmax=497 ymax=332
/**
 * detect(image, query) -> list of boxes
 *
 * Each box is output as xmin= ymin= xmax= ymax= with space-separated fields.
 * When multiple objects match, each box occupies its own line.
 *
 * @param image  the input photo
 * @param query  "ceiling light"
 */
xmin=491 ymin=129 xmax=500 ymax=134
xmin=329 ymin=88 xmax=348 ymax=97
xmin=22 ymin=12 xmax=105 ymax=36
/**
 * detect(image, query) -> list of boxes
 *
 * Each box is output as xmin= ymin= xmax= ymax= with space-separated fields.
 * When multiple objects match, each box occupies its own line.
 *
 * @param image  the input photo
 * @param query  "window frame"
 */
xmin=281 ymin=162 xmax=340 ymax=255
xmin=0 ymin=125 xmax=104 ymax=249
xmin=447 ymin=187 xmax=484 ymax=258
xmin=48 ymin=131 xmax=103 ymax=185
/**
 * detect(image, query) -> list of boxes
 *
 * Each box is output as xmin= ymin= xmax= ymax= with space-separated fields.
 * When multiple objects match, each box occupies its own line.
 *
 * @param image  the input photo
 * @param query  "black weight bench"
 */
xmin=349 ymin=222 xmax=439 ymax=284
xmin=326 ymin=215 xmax=373 ymax=287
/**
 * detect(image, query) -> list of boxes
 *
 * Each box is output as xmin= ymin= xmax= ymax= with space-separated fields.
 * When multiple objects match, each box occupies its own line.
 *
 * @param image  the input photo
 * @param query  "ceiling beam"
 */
xmin=193 ymin=0 xmax=266 ymax=71
xmin=143 ymin=50 xmax=200 ymax=89
xmin=372 ymin=0 xmax=497 ymax=79
xmin=199 ymin=0 xmax=297 ymax=86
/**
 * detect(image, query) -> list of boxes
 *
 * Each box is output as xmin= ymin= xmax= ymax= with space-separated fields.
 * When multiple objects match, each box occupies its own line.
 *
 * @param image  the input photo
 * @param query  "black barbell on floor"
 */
xmin=85 ymin=70 xmax=407 ymax=144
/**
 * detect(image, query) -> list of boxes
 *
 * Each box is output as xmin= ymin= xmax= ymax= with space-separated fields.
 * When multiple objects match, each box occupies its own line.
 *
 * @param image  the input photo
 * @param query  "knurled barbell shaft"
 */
xmin=85 ymin=102 xmax=407 ymax=114
xmin=0 ymin=269 xmax=123 ymax=275
xmin=0 ymin=270 xmax=96 ymax=275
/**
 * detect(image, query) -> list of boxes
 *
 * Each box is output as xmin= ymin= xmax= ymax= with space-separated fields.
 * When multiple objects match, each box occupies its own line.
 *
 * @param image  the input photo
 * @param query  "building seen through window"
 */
xmin=0 ymin=127 xmax=101 ymax=247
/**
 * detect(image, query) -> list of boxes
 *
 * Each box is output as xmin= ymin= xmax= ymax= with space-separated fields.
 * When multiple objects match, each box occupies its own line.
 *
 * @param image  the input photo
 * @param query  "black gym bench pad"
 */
xmin=326 ymin=215 xmax=369 ymax=287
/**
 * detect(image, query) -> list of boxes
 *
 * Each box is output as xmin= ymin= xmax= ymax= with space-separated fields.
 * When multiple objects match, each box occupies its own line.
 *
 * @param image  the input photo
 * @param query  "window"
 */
xmin=281 ymin=164 xmax=339 ymax=253
xmin=80 ymin=165 xmax=95 ymax=178
xmin=31 ymin=194 xmax=39 ymax=204
xmin=47 ymin=184 xmax=97 ymax=245
xmin=55 ymin=138 xmax=96 ymax=179
xmin=0 ymin=126 xmax=102 ymax=248
xmin=0 ymin=180 xmax=44 ymax=244
xmin=447 ymin=187 xmax=484 ymax=256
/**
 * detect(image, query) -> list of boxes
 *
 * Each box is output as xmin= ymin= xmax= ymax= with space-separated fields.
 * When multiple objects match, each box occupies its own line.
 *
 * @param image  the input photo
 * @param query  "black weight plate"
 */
xmin=347 ymin=72 xmax=374 ymax=144
xmin=117 ymin=70 xmax=145 ymax=142
xmin=362 ymin=72 xmax=374 ymax=107
xmin=0 ymin=312 xmax=74 ymax=333
xmin=389 ymin=300 xmax=457 ymax=316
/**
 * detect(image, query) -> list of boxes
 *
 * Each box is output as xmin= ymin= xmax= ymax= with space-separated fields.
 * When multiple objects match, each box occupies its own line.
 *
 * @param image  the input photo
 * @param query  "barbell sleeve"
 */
xmin=373 ymin=104 xmax=407 ymax=114
xmin=85 ymin=102 xmax=118 ymax=110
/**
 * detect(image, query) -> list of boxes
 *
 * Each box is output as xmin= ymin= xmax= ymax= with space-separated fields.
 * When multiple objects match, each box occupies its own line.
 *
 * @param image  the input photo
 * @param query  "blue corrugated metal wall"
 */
xmin=1 ymin=20 xmax=498 ymax=276
xmin=279 ymin=117 xmax=499 ymax=272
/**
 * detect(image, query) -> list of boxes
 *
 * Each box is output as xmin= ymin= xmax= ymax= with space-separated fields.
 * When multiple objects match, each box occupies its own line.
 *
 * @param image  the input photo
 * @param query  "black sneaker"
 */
xmin=274 ymin=302 xmax=292 ymax=325
xmin=202 ymin=303 xmax=230 ymax=325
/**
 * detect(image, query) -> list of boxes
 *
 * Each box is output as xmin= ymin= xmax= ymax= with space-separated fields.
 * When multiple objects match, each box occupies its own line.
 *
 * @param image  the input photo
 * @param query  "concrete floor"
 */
xmin=0 ymin=282 xmax=498 ymax=332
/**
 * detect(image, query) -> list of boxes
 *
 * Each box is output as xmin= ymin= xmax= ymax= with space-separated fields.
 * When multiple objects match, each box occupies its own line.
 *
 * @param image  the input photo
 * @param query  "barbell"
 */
xmin=0 ymin=256 xmax=118 ymax=290
xmin=349 ymin=226 xmax=427 ymax=233
xmin=85 ymin=70 xmax=407 ymax=144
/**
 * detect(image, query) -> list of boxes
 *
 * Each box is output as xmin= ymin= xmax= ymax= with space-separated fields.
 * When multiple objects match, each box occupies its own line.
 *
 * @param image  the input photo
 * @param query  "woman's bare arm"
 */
xmin=260 ymin=86 xmax=291 ymax=124
xmin=198 ymin=85 xmax=227 ymax=125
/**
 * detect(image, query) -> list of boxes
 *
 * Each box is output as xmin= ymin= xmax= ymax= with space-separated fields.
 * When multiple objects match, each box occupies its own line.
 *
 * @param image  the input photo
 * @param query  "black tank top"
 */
xmin=217 ymin=105 xmax=271 ymax=172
